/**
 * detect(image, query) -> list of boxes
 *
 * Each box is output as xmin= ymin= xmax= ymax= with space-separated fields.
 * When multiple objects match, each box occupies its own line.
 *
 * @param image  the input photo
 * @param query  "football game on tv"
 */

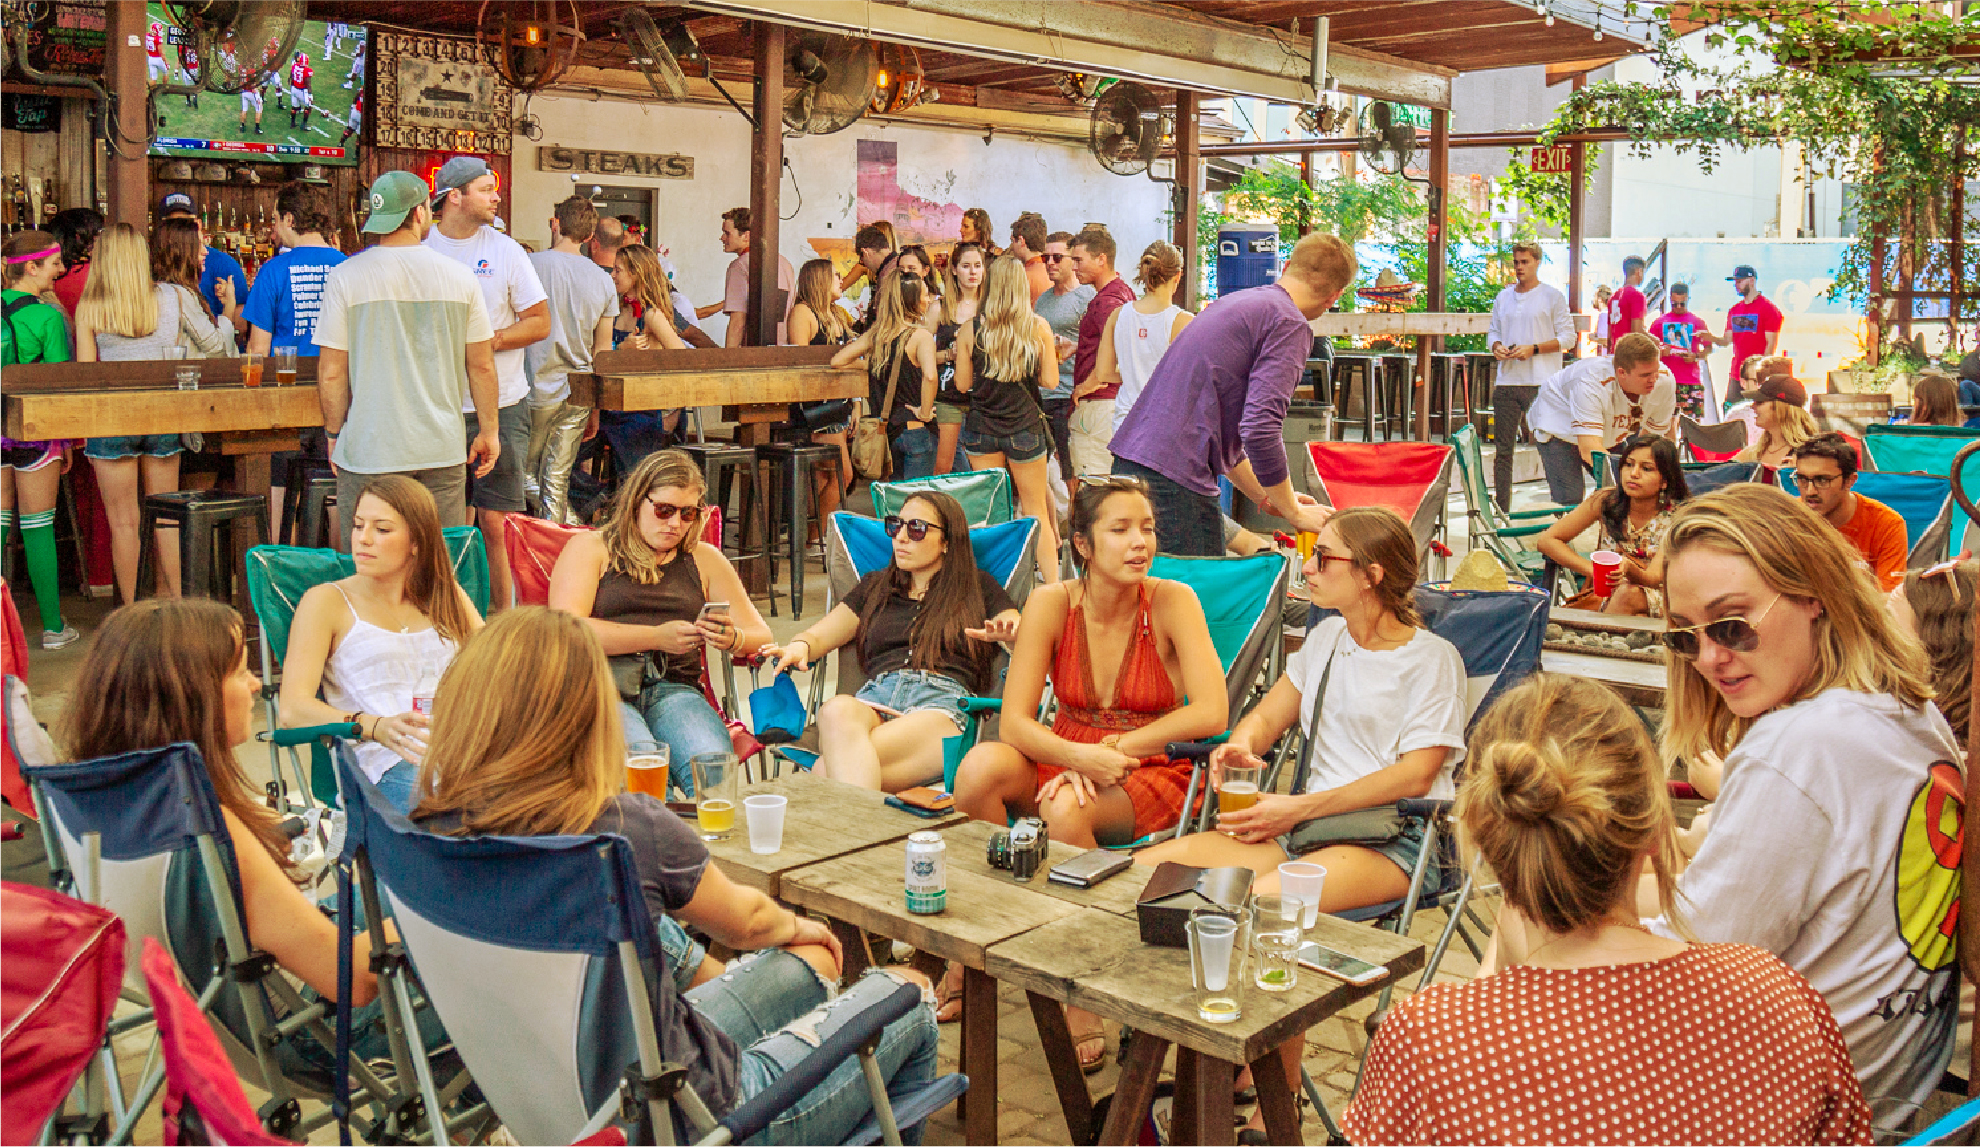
xmin=146 ymin=3 xmax=367 ymax=166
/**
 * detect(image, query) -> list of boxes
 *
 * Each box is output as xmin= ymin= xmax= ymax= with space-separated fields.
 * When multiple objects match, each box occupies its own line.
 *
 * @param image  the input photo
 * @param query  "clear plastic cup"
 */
xmin=1277 ymin=861 xmax=1326 ymax=929
xmin=1187 ymin=910 xmax=1243 ymax=1023
xmin=175 ymin=364 xmax=201 ymax=391
xmin=744 ymin=793 xmax=788 ymax=855
xmin=273 ymin=345 xmax=298 ymax=386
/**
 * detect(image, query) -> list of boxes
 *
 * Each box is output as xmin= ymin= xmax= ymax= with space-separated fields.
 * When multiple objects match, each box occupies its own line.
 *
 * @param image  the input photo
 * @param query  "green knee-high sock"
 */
xmin=0 ymin=508 xmax=11 ymax=552
xmin=18 ymin=509 xmax=66 ymax=633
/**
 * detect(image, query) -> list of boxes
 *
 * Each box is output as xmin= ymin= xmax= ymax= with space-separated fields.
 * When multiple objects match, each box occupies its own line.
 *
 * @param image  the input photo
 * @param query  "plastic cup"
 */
xmin=1277 ymin=862 xmax=1326 ymax=929
xmin=174 ymin=364 xmax=201 ymax=391
xmin=626 ymin=748 xmax=670 ymax=798
xmin=240 ymin=353 xmax=264 ymax=388
xmin=744 ymin=793 xmax=788 ymax=855
xmin=1186 ymin=910 xmax=1242 ymax=1023
xmin=1589 ymin=550 xmax=1624 ymax=597
xmin=274 ymin=345 xmax=297 ymax=386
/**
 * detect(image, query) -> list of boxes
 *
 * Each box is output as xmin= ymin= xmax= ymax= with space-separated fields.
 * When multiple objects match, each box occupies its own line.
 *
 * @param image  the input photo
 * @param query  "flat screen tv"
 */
xmin=147 ymin=4 xmax=367 ymax=167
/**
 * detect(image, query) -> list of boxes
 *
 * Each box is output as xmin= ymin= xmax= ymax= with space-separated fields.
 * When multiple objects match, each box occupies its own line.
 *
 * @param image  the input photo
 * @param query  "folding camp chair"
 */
xmin=1681 ymin=459 xmax=1761 ymax=494
xmin=1864 ymin=424 xmax=1980 ymax=480
xmin=21 ymin=743 xmax=468 ymax=1144
xmin=1780 ymin=469 xmax=1960 ymax=568
xmin=245 ymin=527 xmax=492 ymax=808
xmin=2 ymin=882 xmax=126 ymax=1146
xmin=1449 ymin=424 xmax=1568 ymax=583
xmin=870 ymin=471 xmax=1016 ymax=527
xmin=1679 ymin=414 xmax=1750 ymax=462
xmin=502 ymin=513 xmax=764 ymax=775
xmin=767 ymin=512 xmax=1041 ymax=778
xmin=333 ymin=749 xmax=968 ymax=1147
xmin=138 ymin=937 xmax=298 ymax=1147
xmin=1304 ymin=441 xmax=1454 ymax=576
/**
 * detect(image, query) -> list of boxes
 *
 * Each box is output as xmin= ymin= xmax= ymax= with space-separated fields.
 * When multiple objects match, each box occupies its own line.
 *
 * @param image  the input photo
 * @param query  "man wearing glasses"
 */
xmin=1032 ymin=230 xmax=1095 ymax=484
xmin=1524 ymin=331 xmax=1677 ymax=505
xmin=1790 ymin=433 xmax=1907 ymax=590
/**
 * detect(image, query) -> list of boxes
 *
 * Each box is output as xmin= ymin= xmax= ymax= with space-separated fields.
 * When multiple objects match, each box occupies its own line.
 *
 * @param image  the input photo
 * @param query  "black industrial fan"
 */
xmin=783 ymin=30 xmax=877 ymax=135
xmin=1357 ymin=101 xmax=1418 ymax=177
xmin=1088 ymin=80 xmax=1162 ymax=176
xmin=164 ymin=0 xmax=306 ymax=95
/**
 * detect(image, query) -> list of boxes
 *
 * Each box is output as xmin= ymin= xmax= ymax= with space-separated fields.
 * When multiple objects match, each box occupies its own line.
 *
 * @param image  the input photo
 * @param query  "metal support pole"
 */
xmin=748 ymin=21 xmax=786 ymax=348
xmin=1173 ymin=89 xmax=1201 ymax=311
xmin=1419 ymin=106 xmax=1449 ymax=442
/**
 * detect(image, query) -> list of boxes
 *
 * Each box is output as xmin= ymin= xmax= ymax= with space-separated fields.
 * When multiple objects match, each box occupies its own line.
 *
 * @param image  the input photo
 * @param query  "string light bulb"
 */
xmin=1545 ymin=11 xmax=1555 ymax=25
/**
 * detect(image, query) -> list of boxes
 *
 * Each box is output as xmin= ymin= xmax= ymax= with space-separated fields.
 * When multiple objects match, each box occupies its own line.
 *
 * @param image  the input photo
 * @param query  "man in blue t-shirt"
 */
xmin=245 ymin=182 xmax=347 ymax=357
xmin=157 ymin=192 xmax=247 ymax=327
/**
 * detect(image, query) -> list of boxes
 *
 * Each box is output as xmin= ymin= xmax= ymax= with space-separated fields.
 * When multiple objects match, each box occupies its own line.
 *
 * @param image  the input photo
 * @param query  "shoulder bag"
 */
xmin=1277 ymin=629 xmax=1405 ymax=854
xmin=851 ymin=341 xmax=905 ymax=480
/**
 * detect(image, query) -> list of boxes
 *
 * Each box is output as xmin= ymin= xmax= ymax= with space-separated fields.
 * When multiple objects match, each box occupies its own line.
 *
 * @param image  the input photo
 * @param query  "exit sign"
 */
xmin=1530 ymin=145 xmax=1573 ymax=174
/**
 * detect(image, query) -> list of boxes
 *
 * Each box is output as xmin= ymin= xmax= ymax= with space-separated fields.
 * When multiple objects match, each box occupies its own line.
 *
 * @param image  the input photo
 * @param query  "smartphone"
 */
xmin=1297 ymin=941 xmax=1387 ymax=986
xmin=885 ymin=786 xmax=955 ymax=818
xmin=697 ymin=601 xmax=730 ymax=622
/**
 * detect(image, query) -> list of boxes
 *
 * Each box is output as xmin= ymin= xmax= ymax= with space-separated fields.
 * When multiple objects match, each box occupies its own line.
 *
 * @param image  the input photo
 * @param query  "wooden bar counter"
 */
xmin=4 ymin=358 xmax=321 ymax=442
xmin=567 ymin=344 xmax=867 ymax=447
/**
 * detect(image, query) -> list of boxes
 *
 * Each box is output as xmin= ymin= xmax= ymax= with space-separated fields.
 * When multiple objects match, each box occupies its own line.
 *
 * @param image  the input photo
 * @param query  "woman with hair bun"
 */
xmin=1083 ymin=241 xmax=1192 ymax=436
xmin=1346 ymin=672 xmax=1870 ymax=1146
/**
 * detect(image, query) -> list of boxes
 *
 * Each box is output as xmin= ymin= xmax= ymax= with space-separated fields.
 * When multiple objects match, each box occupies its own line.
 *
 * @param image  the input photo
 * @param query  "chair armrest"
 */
xmin=957 ymin=697 xmax=1003 ymax=715
xmin=261 ymin=722 xmax=360 ymax=747
xmin=1395 ymin=798 xmax=1451 ymax=820
xmin=1505 ymin=505 xmax=1569 ymax=519
xmin=714 ymin=981 xmax=923 ymax=1143
xmin=1164 ymin=733 xmax=1232 ymax=762
xmin=1498 ymin=520 xmax=1554 ymax=539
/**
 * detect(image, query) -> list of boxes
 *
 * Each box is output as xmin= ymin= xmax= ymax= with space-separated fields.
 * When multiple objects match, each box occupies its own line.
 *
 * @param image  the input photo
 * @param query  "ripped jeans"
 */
xmin=676 ymin=943 xmax=940 ymax=1145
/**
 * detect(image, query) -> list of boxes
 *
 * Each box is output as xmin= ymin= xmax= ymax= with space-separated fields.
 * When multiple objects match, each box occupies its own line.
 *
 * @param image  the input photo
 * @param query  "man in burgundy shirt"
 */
xmin=1725 ymin=263 xmax=1784 ymax=383
xmin=1068 ymin=227 xmax=1137 ymax=477
xmin=1111 ymin=233 xmax=1352 ymax=556
xmin=1606 ymin=255 xmax=1648 ymax=352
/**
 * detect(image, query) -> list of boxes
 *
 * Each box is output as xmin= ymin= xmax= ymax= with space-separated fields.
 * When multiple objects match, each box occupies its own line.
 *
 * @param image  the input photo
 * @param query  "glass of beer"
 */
xmin=690 ymin=751 xmax=739 ymax=841
xmin=240 ymin=353 xmax=264 ymax=388
xmin=1218 ymin=763 xmax=1262 ymax=815
xmin=273 ymin=345 xmax=298 ymax=386
xmin=626 ymin=745 xmax=671 ymax=799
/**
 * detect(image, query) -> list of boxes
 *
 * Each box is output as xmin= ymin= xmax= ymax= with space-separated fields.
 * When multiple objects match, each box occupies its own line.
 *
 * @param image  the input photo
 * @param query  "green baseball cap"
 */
xmin=361 ymin=170 xmax=429 ymax=234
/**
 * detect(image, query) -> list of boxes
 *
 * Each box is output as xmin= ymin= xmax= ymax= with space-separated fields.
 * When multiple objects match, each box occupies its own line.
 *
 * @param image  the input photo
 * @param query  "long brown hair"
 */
xmin=1329 ymin=506 xmax=1422 ymax=627
xmin=353 ymin=475 xmax=478 ymax=645
xmin=2 ymin=230 xmax=60 ymax=288
xmin=1911 ymin=373 xmax=1964 ymax=427
xmin=615 ymin=243 xmax=672 ymax=319
xmin=794 ymin=258 xmax=849 ymax=344
xmin=1901 ymin=559 xmax=1978 ymax=751
xmin=414 ymin=607 xmax=623 ymax=837
xmin=859 ymin=492 xmax=994 ymax=691
xmin=1458 ymin=673 xmax=1685 ymax=933
xmin=61 ymin=600 xmax=296 ymax=876
xmin=151 ymin=216 xmax=211 ymax=318
xmin=599 ymin=448 xmax=704 ymax=584
xmin=939 ymin=241 xmax=987 ymax=326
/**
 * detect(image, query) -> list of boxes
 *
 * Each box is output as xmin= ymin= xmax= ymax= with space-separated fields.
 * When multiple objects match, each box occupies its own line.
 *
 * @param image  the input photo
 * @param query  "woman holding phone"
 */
xmin=550 ymin=449 xmax=770 ymax=797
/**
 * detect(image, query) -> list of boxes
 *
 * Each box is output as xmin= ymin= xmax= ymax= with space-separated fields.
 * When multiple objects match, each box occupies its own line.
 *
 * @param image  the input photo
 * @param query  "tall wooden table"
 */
xmin=702 ymin=769 xmax=965 ymax=900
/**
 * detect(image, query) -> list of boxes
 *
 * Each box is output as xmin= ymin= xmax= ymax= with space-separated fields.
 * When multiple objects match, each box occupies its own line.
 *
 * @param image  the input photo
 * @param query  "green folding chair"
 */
xmin=1449 ymin=423 xmax=1568 ymax=583
xmin=870 ymin=470 xmax=1015 ymax=526
xmin=245 ymin=527 xmax=490 ymax=806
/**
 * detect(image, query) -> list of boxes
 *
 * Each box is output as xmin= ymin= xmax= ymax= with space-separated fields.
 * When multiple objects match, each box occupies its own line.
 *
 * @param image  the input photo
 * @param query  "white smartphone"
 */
xmin=697 ymin=601 xmax=730 ymax=622
xmin=1297 ymin=941 xmax=1386 ymax=986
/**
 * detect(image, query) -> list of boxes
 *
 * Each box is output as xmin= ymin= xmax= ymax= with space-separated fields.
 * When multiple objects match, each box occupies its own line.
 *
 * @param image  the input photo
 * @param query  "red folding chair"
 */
xmin=503 ymin=514 xmax=763 ymax=766
xmin=2 ymin=882 xmax=126 ymax=1145
xmin=140 ymin=937 xmax=298 ymax=1146
xmin=1304 ymin=441 xmax=1456 ymax=561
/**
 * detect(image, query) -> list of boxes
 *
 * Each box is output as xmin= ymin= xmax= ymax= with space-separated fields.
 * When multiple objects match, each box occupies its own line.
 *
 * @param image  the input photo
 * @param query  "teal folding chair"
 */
xmin=1449 ymin=423 xmax=1568 ymax=582
xmin=1780 ymin=469 xmax=1959 ymax=568
xmin=870 ymin=471 xmax=1015 ymax=526
xmin=1864 ymin=423 xmax=1980 ymax=481
xmin=244 ymin=527 xmax=490 ymax=807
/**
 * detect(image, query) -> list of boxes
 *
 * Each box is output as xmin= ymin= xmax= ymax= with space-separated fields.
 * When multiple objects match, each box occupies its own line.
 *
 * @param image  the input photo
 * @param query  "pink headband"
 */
xmin=5 ymin=245 xmax=58 ymax=265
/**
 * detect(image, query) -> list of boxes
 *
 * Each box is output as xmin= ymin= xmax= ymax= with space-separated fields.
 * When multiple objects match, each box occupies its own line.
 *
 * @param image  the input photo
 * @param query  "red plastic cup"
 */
xmin=1589 ymin=550 xmax=1624 ymax=596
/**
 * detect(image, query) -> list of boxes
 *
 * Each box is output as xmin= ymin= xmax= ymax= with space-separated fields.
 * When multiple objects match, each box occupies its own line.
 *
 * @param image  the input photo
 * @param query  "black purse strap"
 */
xmin=874 ymin=336 xmax=906 ymax=422
xmin=1294 ymin=628 xmax=1346 ymax=792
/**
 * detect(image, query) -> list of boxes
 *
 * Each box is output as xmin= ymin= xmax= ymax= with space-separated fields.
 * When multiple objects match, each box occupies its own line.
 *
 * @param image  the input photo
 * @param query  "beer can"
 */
xmin=905 ymin=831 xmax=946 ymax=915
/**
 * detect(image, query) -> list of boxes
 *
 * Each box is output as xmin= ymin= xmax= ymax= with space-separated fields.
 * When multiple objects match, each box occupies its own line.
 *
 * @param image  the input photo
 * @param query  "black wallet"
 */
xmin=1047 ymin=849 xmax=1133 ymax=888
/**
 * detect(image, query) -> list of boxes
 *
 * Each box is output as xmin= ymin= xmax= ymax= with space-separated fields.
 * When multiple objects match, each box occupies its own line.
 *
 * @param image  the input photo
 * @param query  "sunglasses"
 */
xmin=1311 ymin=549 xmax=1356 ymax=567
xmin=1660 ymin=593 xmax=1782 ymax=659
xmin=1042 ymin=253 xmax=1068 ymax=263
xmin=883 ymin=516 xmax=944 ymax=542
xmin=644 ymin=497 xmax=702 ymax=522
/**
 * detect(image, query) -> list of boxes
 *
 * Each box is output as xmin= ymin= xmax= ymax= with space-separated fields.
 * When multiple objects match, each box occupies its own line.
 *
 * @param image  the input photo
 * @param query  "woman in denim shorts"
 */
xmin=955 ymin=256 xmax=1063 ymax=581
xmin=768 ymin=490 xmax=1019 ymax=793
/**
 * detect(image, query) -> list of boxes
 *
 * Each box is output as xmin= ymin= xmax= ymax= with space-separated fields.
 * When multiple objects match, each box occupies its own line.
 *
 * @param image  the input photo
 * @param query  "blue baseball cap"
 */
xmin=1727 ymin=264 xmax=1758 ymax=281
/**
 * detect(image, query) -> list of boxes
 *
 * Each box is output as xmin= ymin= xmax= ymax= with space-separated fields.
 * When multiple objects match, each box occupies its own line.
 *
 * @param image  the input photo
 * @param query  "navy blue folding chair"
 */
xmin=334 ymin=749 xmax=966 ymax=1146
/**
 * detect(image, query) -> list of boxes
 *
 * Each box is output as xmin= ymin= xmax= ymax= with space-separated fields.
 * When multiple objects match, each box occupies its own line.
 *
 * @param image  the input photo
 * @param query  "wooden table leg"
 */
xmin=1026 ymin=992 xmax=1094 ymax=1145
xmin=1099 ymin=1031 xmax=1168 ymax=1146
xmin=1172 ymin=1047 xmax=1200 ymax=1145
xmin=1252 ymin=1050 xmax=1302 ymax=1146
xmin=961 ymin=966 xmax=999 ymax=1145
xmin=1193 ymin=1055 xmax=1235 ymax=1147
xmin=828 ymin=918 xmax=871 ymax=985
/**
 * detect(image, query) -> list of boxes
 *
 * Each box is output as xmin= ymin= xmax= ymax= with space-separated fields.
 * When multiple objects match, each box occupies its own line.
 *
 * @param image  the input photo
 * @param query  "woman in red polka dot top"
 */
xmin=1345 ymin=673 xmax=1871 ymax=1146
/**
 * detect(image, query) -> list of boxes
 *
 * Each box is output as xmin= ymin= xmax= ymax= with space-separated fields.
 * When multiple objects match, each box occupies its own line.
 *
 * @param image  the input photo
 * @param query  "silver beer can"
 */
xmin=905 ymin=831 xmax=946 ymax=915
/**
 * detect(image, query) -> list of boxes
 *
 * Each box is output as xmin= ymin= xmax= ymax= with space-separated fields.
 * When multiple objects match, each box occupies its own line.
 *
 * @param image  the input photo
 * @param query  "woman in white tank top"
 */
xmin=278 ymin=475 xmax=482 ymax=811
xmin=1085 ymin=241 xmax=1193 ymax=437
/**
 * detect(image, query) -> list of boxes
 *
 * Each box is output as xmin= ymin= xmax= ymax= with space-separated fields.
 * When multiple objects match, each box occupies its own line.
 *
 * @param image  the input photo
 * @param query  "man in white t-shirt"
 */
xmin=1524 ymin=331 xmax=1676 ymax=505
xmin=525 ymin=196 xmax=619 ymax=524
xmin=314 ymin=170 xmax=498 ymax=535
xmin=708 ymin=205 xmax=793 ymax=348
xmin=1484 ymin=241 xmax=1576 ymax=511
xmin=425 ymin=156 xmax=549 ymax=612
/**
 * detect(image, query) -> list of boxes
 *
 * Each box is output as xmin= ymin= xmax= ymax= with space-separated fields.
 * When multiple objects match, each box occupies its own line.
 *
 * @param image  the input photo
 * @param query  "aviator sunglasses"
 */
xmin=1659 ymin=593 xmax=1782 ymax=659
xmin=883 ymin=516 xmax=944 ymax=542
xmin=644 ymin=496 xmax=702 ymax=522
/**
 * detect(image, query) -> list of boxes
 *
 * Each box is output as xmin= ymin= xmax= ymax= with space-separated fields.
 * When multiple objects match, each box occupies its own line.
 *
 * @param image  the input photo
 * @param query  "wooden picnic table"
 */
xmin=988 ymin=908 xmax=1424 ymax=1146
xmin=937 ymin=819 xmax=1153 ymax=919
xmin=566 ymin=345 xmax=867 ymax=448
xmin=1545 ymin=606 xmax=1669 ymax=708
xmin=704 ymin=769 xmax=966 ymax=899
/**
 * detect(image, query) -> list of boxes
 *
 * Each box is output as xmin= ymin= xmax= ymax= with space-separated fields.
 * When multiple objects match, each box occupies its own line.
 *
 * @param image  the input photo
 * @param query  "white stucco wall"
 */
xmin=513 ymin=94 xmax=1174 ymax=342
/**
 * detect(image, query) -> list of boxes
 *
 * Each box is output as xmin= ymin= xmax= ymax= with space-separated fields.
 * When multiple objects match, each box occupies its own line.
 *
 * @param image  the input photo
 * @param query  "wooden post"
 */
xmin=1951 ymin=130 xmax=1967 ymax=357
xmin=104 ymin=0 xmax=151 ymax=229
xmin=1173 ymin=89 xmax=1201 ymax=311
xmin=1868 ymin=140 xmax=1887 ymax=367
xmin=1566 ymin=76 xmax=1587 ymax=324
xmin=748 ymin=21 xmax=786 ymax=349
xmin=1418 ymin=106 xmax=1449 ymax=442
xmin=1298 ymin=153 xmax=1315 ymax=237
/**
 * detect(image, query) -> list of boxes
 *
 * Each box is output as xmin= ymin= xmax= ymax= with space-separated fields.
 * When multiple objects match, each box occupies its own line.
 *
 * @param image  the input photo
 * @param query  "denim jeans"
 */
xmin=685 ymin=951 xmax=939 ymax=1146
xmin=1112 ymin=456 xmax=1223 ymax=557
xmin=373 ymin=760 xmax=419 ymax=814
xmin=620 ymin=681 xmax=733 ymax=797
xmin=892 ymin=426 xmax=937 ymax=480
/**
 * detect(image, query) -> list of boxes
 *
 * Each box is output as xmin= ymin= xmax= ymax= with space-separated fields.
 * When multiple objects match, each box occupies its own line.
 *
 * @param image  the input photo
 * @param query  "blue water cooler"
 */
xmin=1216 ymin=226 xmax=1279 ymax=297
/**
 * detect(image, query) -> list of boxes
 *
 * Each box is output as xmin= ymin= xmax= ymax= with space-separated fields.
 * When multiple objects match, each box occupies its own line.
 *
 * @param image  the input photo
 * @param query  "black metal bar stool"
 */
xmin=1380 ymin=355 xmax=1415 ymax=441
xmin=756 ymin=442 xmax=845 ymax=616
xmin=136 ymin=490 xmax=270 ymax=602
xmin=682 ymin=443 xmax=773 ymax=615
xmin=280 ymin=456 xmax=338 ymax=549
xmin=1429 ymin=352 xmax=1474 ymax=439
xmin=1330 ymin=355 xmax=1381 ymax=441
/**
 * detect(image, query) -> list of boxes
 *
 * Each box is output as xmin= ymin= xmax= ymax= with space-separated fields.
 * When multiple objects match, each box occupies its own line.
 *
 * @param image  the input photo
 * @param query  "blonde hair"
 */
xmin=75 ymin=223 xmax=159 ymax=339
xmin=1 ymin=230 xmax=59 ymax=287
xmin=794 ymin=258 xmax=848 ymax=344
xmin=1661 ymin=484 xmax=1931 ymax=766
xmin=1755 ymin=401 xmax=1816 ymax=459
xmin=599 ymin=448 xmax=705 ymax=584
xmin=1280 ymin=233 xmax=1356 ymax=298
xmin=974 ymin=256 xmax=1040 ymax=381
xmin=1458 ymin=673 xmax=1685 ymax=932
xmin=1329 ymin=506 xmax=1422 ymax=627
xmin=414 ymin=607 xmax=623 ymax=837
xmin=1134 ymin=241 xmax=1183 ymax=291
xmin=865 ymin=269 xmax=926 ymax=378
xmin=353 ymin=475 xmax=478 ymax=646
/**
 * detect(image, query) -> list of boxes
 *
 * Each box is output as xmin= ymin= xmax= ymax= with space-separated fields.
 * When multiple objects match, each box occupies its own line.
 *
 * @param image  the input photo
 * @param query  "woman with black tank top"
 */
xmin=928 ymin=241 xmax=986 ymax=475
xmin=785 ymin=259 xmax=855 ymax=514
xmin=550 ymin=449 xmax=771 ymax=797
xmin=955 ymin=256 xmax=1062 ymax=581
xmin=831 ymin=270 xmax=939 ymax=479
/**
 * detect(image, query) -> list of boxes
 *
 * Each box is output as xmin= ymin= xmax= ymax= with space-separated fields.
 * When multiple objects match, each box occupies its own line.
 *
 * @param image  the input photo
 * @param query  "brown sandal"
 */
xmin=935 ymin=962 xmax=965 ymax=1023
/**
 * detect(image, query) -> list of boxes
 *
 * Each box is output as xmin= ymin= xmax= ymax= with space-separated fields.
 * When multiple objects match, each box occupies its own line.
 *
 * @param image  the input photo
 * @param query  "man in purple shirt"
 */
xmin=1110 ymin=233 xmax=1353 ymax=555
